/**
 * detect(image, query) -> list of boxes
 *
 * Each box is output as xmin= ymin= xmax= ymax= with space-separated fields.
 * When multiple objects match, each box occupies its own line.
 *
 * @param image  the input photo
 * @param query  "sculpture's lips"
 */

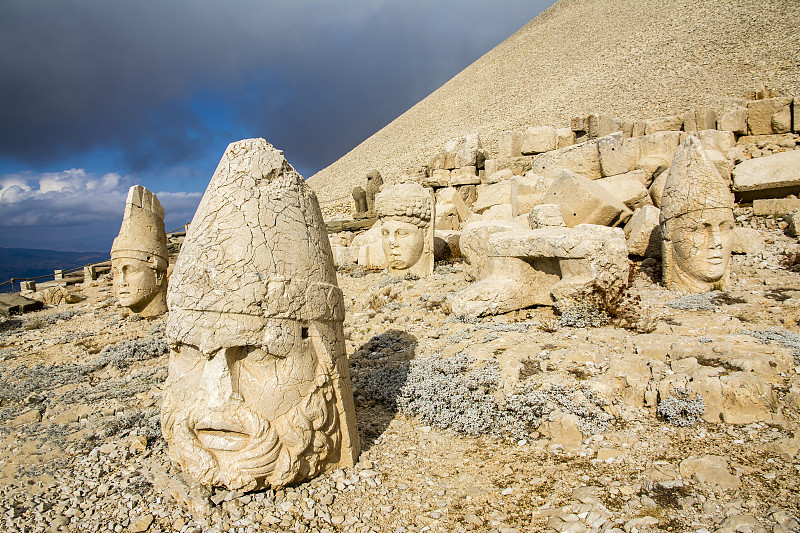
xmin=195 ymin=422 xmax=250 ymax=451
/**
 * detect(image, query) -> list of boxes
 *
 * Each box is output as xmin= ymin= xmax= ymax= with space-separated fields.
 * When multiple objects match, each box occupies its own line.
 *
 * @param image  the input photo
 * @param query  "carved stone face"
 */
xmin=667 ymin=208 xmax=734 ymax=285
xmin=381 ymin=218 xmax=425 ymax=271
xmin=161 ymin=319 xmax=340 ymax=491
xmin=112 ymin=257 xmax=164 ymax=312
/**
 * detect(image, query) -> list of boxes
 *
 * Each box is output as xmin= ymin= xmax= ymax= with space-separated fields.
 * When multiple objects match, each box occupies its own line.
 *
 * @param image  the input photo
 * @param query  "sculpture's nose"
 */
xmin=118 ymin=268 xmax=127 ymax=286
xmin=388 ymin=232 xmax=398 ymax=247
xmin=709 ymin=226 xmax=723 ymax=249
xmin=200 ymin=347 xmax=242 ymax=411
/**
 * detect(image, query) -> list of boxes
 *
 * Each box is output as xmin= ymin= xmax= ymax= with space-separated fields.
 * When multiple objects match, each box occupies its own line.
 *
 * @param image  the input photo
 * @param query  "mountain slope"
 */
xmin=308 ymin=0 xmax=800 ymax=206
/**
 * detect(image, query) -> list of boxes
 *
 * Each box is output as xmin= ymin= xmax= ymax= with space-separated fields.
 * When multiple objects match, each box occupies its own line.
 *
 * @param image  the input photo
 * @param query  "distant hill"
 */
xmin=308 ymin=0 xmax=800 ymax=206
xmin=0 ymin=247 xmax=109 ymax=292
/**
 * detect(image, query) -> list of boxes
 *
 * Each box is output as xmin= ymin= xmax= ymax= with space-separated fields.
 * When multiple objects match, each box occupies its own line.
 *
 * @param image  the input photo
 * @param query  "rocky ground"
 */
xmin=2 ymin=209 xmax=800 ymax=533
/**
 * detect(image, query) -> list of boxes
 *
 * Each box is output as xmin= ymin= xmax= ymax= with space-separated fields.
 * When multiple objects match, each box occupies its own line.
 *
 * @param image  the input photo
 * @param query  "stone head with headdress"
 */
xmin=375 ymin=182 xmax=435 ymax=277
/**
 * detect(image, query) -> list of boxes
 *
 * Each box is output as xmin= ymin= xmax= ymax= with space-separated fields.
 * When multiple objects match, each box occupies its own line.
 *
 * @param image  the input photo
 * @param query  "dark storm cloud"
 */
xmin=0 ymin=0 xmax=548 ymax=177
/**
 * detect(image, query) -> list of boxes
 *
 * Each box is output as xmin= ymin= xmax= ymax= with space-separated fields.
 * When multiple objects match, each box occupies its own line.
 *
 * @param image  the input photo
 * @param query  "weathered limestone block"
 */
xmin=530 ymin=139 xmax=602 ymax=180
xmin=629 ymin=131 xmax=683 ymax=180
xmin=718 ymin=106 xmax=748 ymax=135
xmin=679 ymin=456 xmax=741 ymax=489
xmin=528 ymin=204 xmax=566 ymax=229
xmin=111 ymin=185 xmax=169 ymax=318
xmin=486 ymin=168 xmax=514 ymax=184
xmin=162 ymin=138 xmax=359 ymax=491
xmin=747 ymin=97 xmax=793 ymax=135
xmin=720 ymin=372 xmax=777 ymax=424
xmin=596 ymin=170 xmax=652 ymax=210
xmin=660 ymin=136 xmax=735 ymax=293
xmin=513 ymin=173 xmax=555 ymax=216
xmin=731 ymin=227 xmax=765 ymax=255
xmin=473 ymin=180 xmax=513 ymax=214
xmin=521 ymin=126 xmax=557 ymax=155
xmin=753 ymin=198 xmax=800 ymax=217
xmin=598 ymin=132 xmax=635 ymax=177
xmin=436 ymin=187 xmax=470 ymax=222
xmin=543 ymin=170 xmax=632 ymax=227
xmin=422 ymin=169 xmax=451 ymax=188
xmin=681 ymin=130 xmax=736 ymax=181
xmin=358 ymin=241 xmax=387 ymax=270
xmin=449 ymin=224 xmax=629 ymax=316
xmin=682 ymin=108 xmax=717 ymax=132
xmin=484 ymin=156 xmax=533 ymax=177
xmin=449 ymin=168 xmax=481 ymax=186
xmin=555 ymin=128 xmax=575 ymax=149
xmin=375 ymin=182 xmax=435 ymax=278
xmin=649 ymin=170 xmax=669 ymax=208
xmin=459 ymin=220 xmax=522 ymax=281
xmin=498 ymin=130 xmax=522 ymax=158
xmin=644 ymin=115 xmax=684 ymax=135
xmin=430 ymin=151 xmax=447 ymax=170
xmin=541 ymin=411 xmax=582 ymax=448
xmin=624 ymin=205 xmax=661 ymax=258
xmin=795 ymin=98 xmax=800 ymax=133
xmin=435 ymin=203 xmax=460 ymax=231
xmin=330 ymin=245 xmax=356 ymax=268
xmin=732 ymin=151 xmax=800 ymax=197
xmin=481 ymin=203 xmax=515 ymax=221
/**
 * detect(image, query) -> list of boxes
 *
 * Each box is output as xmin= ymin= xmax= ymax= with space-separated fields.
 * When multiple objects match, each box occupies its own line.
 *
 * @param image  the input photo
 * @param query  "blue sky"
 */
xmin=0 ymin=0 xmax=551 ymax=252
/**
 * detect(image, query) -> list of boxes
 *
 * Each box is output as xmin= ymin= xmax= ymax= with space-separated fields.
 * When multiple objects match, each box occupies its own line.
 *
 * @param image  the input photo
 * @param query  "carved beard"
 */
xmin=161 ymin=381 xmax=341 ymax=491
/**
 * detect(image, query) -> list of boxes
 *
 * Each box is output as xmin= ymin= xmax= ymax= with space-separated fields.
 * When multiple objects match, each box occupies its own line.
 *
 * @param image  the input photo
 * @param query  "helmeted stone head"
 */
xmin=660 ymin=136 xmax=734 ymax=293
xmin=375 ymin=182 xmax=434 ymax=277
xmin=161 ymin=138 xmax=359 ymax=491
xmin=111 ymin=185 xmax=169 ymax=317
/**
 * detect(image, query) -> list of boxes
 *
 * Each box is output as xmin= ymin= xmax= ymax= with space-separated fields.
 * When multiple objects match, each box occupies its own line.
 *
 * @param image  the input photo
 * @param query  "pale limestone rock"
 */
xmin=596 ymin=171 xmax=652 ymax=210
xmin=375 ymin=182 xmax=435 ymax=278
xmin=436 ymin=187 xmax=470 ymax=222
xmin=330 ymin=245 xmax=355 ymax=268
xmin=484 ymin=156 xmax=533 ymax=177
xmin=541 ymin=411 xmax=582 ymax=449
xmin=486 ymin=169 xmax=514 ymax=184
xmin=598 ymin=132 xmax=634 ymax=177
xmin=481 ymin=203 xmax=515 ymax=221
xmin=715 ymin=515 xmax=768 ymax=533
xmin=682 ymin=108 xmax=717 ymax=132
xmin=521 ymin=126 xmax=557 ymax=155
xmin=555 ymin=128 xmax=575 ymax=149
xmin=498 ymin=130 xmax=522 ymax=158
xmin=594 ymin=355 xmax=653 ymax=408
xmin=785 ymin=211 xmax=800 ymax=237
xmin=624 ymin=205 xmax=661 ymax=258
xmin=31 ymin=286 xmax=84 ymax=306
xmin=753 ymin=198 xmax=800 ymax=216
xmin=435 ymin=203 xmax=460 ymax=231
xmin=629 ymin=131 xmax=683 ymax=180
xmin=473 ymin=181 xmax=513 ymax=214
xmin=459 ymin=220 xmax=522 ymax=281
xmin=679 ymin=456 xmax=741 ymax=489
xmin=660 ymin=136 xmax=734 ymax=293
xmin=530 ymin=139 xmax=602 ymax=180
xmin=527 ymin=204 xmax=566 ymax=229
xmin=747 ymin=96 xmax=793 ymax=135
xmin=422 ymin=169 xmax=450 ymax=188
xmin=162 ymin=138 xmax=359 ymax=492
xmin=358 ymin=240 xmax=387 ymax=270
xmin=111 ymin=185 xmax=169 ymax=318
xmin=643 ymin=115 xmax=683 ymax=135
xmin=544 ymin=170 xmax=632 ymax=228
xmin=717 ymin=106 xmax=748 ymax=135
xmin=449 ymin=169 xmax=481 ymax=186
xmin=512 ymin=173 xmax=554 ymax=215
xmin=720 ymin=372 xmax=777 ymax=424
xmin=795 ymin=98 xmax=800 ymax=134
xmin=648 ymin=169 xmax=669 ymax=208
xmin=449 ymin=224 xmax=628 ymax=316
xmin=430 ymin=151 xmax=447 ymax=170
xmin=681 ymin=129 xmax=736 ymax=181
xmin=731 ymin=227 xmax=764 ymax=255
xmin=732 ymin=151 xmax=800 ymax=195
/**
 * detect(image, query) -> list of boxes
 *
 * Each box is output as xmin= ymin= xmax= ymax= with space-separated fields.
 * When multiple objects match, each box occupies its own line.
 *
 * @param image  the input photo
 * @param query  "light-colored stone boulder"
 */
xmin=598 ymin=132 xmax=635 ymax=177
xmin=731 ymin=227 xmax=765 ymax=255
xmin=555 ymin=128 xmax=576 ymax=149
xmin=449 ymin=170 xmax=481 ymax=186
xmin=31 ymin=286 xmax=84 ymax=306
xmin=747 ymin=96 xmax=793 ymax=135
xmin=544 ymin=170 xmax=632 ymax=227
xmin=486 ymin=168 xmax=514 ymax=184
xmin=753 ymin=198 xmax=800 ymax=216
xmin=449 ymin=224 xmax=629 ymax=316
xmin=679 ymin=456 xmax=741 ymax=489
xmin=436 ymin=187 xmax=470 ymax=222
xmin=459 ymin=220 xmax=523 ymax=281
xmin=330 ymin=245 xmax=356 ymax=267
xmin=629 ymin=131 xmax=682 ymax=180
xmin=528 ymin=204 xmax=566 ymax=229
xmin=718 ymin=106 xmax=748 ymax=135
xmin=162 ymin=138 xmax=359 ymax=491
xmin=660 ymin=136 xmax=735 ymax=293
xmin=732 ymin=150 xmax=800 ymax=196
xmin=498 ymin=130 xmax=522 ymax=158
xmin=530 ymin=139 xmax=602 ymax=180
xmin=435 ymin=202 xmax=460 ymax=230
xmin=596 ymin=170 xmax=652 ymax=210
xmin=484 ymin=156 xmax=533 ymax=177
xmin=682 ymin=108 xmax=717 ymax=132
xmin=422 ymin=169 xmax=451 ymax=188
xmin=648 ymin=169 xmax=669 ymax=208
xmin=481 ymin=203 xmax=515 ymax=221
xmin=720 ymin=372 xmax=777 ymax=425
xmin=643 ymin=115 xmax=683 ymax=135
xmin=541 ymin=411 xmax=582 ymax=448
xmin=681 ymin=130 xmax=736 ymax=181
xmin=624 ymin=205 xmax=661 ymax=258
xmin=512 ymin=173 xmax=554 ymax=215
xmin=473 ymin=180 xmax=514 ymax=214
xmin=521 ymin=126 xmax=557 ymax=155
xmin=358 ymin=240 xmax=387 ymax=270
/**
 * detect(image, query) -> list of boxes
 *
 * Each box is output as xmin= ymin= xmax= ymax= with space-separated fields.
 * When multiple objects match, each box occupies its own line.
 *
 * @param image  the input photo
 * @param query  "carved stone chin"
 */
xmin=111 ymin=185 xmax=169 ymax=318
xmin=161 ymin=138 xmax=359 ymax=491
xmin=375 ymin=182 xmax=435 ymax=278
xmin=659 ymin=136 xmax=734 ymax=293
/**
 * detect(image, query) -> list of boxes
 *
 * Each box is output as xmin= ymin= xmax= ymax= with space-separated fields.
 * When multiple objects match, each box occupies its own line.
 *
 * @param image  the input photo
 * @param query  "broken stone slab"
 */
xmin=732 ymin=150 xmax=800 ymax=199
xmin=486 ymin=168 xmax=514 ymax=184
xmin=596 ymin=170 xmax=652 ymax=210
xmin=528 ymin=204 xmax=566 ymax=229
xmin=530 ymin=139 xmax=602 ymax=180
xmin=598 ymin=131 xmax=635 ymax=177
xmin=540 ymin=411 xmax=582 ymax=449
xmin=422 ymin=169 xmax=451 ymax=188
xmin=473 ymin=180 xmax=513 ymax=214
xmin=543 ymin=169 xmax=632 ymax=227
xmin=682 ymin=108 xmax=717 ymax=132
xmin=483 ymin=156 xmax=533 ymax=177
xmin=31 ymin=286 xmax=85 ymax=306
xmin=449 ymin=172 xmax=481 ymax=186
xmin=555 ymin=128 xmax=575 ymax=149
xmin=679 ymin=456 xmax=741 ymax=489
xmin=717 ymin=105 xmax=748 ymax=135
xmin=459 ymin=220 xmax=524 ymax=281
xmin=436 ymin=187 xmax=470 ymax=222
xmin=358 ymin=241 xmax=387 ymax=270
xmin=736 ymin=133 xmax=799 ymax=149
xmin=0 ymin=293 xmax=44 ymax=317
xmin=498 ymin=130 xmax=522 ymax=158
xmin=731 ymin=227 xmax=765 ymax=255
xmin=648 ymin=169 xmax=669 ymax=208
xmin=624 ymin=205 xmax=661 ymax=258
xmin=747 ymin=96 xmax=793 ymax=135
xmin=325 ymin=218 xmax=377 ymax=233
xmin=435 ymin=203 xmax=460 ymax=230
xmin=481 ymin=203 xmax=515 ymax=221
xmin=643 ymin=115 xmax=683 ymax=135
xmin=785 ymin=211 xmax=800 ymax=237
xmin=752 ymin=198 xmax=800 ymax=217
xmin=330 ymin=245 xmax=356 ymax=268
xmin=681 ymin=129 xmax=736 ymax=181
xmin=521 ymin=126 xmax=557 ymax=155
xmin=629 ymin=131 xmax=683 ymax=180
xmin=512 ymin=173 xmax=554 ymax=216
xmin=449 ymin=224 xmax=629 ymax=316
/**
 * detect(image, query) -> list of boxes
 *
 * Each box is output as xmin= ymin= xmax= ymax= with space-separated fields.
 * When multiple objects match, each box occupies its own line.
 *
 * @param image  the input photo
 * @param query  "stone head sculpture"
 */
xmin=375 ymin=182 xmax=434 ymax=277
xmin=111 ymin=185 xmax=169 ymax=318
xmin=161 ymin=138 xmax=359 ymax=491
xmin=660 ymin=136 xmax=734 ymax=293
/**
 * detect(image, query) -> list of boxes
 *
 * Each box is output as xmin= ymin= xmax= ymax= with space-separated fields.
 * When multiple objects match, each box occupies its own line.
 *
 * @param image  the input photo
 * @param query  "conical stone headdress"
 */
xmin=167 ymin=138 xmax=344 ymax=348
xmin=660 ymin=135 xmax=733 ymax=224
xmin=111 ymin=185 xmax=168 ymax=263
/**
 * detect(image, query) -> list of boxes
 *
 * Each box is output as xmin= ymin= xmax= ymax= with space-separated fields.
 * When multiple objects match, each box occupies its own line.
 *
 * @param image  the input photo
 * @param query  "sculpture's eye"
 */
xmin=251 ymin=322 xmax=306 ymax=361
xmin=382 ymin=229 xmax=389 ymax=237
xmin=397 ymin=229 xmax=411 ymax=237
